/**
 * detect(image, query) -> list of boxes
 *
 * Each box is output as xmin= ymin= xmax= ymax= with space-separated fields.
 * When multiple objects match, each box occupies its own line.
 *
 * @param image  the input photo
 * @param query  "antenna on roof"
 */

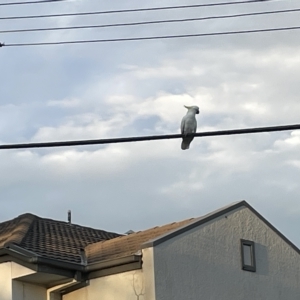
xmin=125 ymin=230 xmax=135 ymax=235
xmin=68 ymin=210 xmax=71 ymax=224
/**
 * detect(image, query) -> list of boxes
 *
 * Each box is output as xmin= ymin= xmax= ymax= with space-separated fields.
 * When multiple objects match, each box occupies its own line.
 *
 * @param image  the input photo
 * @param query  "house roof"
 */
xmin=0 ymin=213 xmax=121 ymax=264
xmin=85 ymin=217 xmax=195 ymax=264
xmin=142 ymin=201 xmax=300 ymax=253
xmin=86 ymin=200 xmax=300 ymax=264
xmin=1 ymin=200 xmax=299 ymax=275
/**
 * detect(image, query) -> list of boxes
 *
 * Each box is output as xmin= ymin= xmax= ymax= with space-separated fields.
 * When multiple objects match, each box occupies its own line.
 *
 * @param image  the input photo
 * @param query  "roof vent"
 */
xmin=125 ymin=230 xmax=135 ymax=235
xmin=68 ymin=210 xmax=71 ymax=224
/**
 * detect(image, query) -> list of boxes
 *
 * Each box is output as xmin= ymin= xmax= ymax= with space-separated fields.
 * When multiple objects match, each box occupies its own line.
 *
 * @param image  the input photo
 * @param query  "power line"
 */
xmin=0 ymin=124 xmax=299 ymax=150
xmin=1 ymin=8 xmax=299 ymax=34
xmin=2 ymin=26 xmax=300 ymax=47
xmin=0 ymin=0 xmax=273 ymax=20
xmin=0 ymin=0 xmax=66 ymax=6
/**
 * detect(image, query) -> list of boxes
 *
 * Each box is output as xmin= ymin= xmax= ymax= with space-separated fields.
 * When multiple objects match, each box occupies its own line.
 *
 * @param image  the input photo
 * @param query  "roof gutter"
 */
xmin=49 ymin=280 xmax=89 ymax=300
xmin=86 ymin=254 xmax=142 ymax=280
xmin=86 ymin=254 xmax=141 ymax=272
xmin=0 ymin=245 xmax=142 ymax=274
xmin=1 ymin=244 xmax=85 ymax=272
xmin=1 ymin=246 xmax=141 ymax=294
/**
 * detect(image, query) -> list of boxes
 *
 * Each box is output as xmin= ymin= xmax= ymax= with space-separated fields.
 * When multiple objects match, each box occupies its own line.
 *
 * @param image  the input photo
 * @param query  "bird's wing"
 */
xmin=181 ymin=116 xmax=186 ymax=134
xmin=192 ymin=119 xmax=197 ymax=133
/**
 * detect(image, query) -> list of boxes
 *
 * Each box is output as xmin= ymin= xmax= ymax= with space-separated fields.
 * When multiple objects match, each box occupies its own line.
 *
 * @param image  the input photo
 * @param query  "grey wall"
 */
xmin=153 ymin=206 xmax=300 ymax=300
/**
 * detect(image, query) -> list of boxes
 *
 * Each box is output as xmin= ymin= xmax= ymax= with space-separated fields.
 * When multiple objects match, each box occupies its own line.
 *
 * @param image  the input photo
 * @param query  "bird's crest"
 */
xmin=184 ymin=105 xmax=199 ymax=113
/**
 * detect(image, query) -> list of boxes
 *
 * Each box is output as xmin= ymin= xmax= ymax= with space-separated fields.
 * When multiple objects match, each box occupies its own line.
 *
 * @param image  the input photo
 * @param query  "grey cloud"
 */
xmin=0 ymin=0 xmax=300 ymax=249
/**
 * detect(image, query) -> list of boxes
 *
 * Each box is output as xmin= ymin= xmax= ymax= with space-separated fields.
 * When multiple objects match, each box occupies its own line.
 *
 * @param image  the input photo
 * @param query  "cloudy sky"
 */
xmin=1 ymin=0 xmax=300 ymax=247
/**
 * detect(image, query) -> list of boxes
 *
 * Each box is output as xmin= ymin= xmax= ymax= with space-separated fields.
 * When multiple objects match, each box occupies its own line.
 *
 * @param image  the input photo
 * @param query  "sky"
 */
xmin=0 ymin=0 xmax=300 ymax=247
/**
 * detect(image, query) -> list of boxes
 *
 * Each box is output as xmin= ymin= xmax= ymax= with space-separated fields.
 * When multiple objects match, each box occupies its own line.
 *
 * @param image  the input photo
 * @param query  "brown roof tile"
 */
xmin=86 ymin=218 xmax=195 ymax=264
xmin=0 ymin=213 xmax=121 ymax=264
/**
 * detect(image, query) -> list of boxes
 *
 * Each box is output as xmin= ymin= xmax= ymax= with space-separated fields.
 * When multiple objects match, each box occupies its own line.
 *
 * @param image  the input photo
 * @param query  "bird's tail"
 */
xmin=181 ymin=141 xmax=189 ymax=150
xmin=181 ymin=136 xmax=194 ymax=150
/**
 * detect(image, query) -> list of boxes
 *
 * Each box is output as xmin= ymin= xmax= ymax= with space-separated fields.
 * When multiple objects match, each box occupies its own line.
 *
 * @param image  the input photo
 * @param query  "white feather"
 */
xmin=181 ymin=106 xmax=199 ymax=150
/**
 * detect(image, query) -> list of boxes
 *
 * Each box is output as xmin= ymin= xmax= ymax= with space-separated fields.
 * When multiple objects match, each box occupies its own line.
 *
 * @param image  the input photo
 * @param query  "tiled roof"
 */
xmin=0 ymin=213 xmax=121 ymax=264
xmin=86 ymin=218 xmax=195 ymax=264
xmin=0 ymin=213 xmax=34 ymax=247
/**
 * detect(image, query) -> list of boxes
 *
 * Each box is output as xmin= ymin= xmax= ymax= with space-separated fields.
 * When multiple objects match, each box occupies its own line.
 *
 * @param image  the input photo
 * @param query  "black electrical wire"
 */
xmin=0 ymin=0 xmax=273 ymax=20
xmin=0 ymin=0 xmax=66 ymax=6
xmin=1 ymin=26 xmax=300 ymax=47
xmin=1 ymin=8 xmax=299 ymax=34
xmin=0 ymin=124 xmax=299 ymax=150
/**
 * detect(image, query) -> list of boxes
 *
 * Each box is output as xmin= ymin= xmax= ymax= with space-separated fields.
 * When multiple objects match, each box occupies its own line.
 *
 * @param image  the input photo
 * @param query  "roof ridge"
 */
xmin=23 ymin=214 xmax=118 ymax=234
xmin=18 ymin=214 xmax=37 ymax=246
xmin=16 ymin=213 xmax=38 ymax=219
xmin=0 ymin=213 xmax=36 ymax=247
xmin=2 ymin=212 xmax=120 ymax=235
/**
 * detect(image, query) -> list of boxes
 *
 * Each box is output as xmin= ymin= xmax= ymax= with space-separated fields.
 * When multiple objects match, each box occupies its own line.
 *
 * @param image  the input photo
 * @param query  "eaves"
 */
xmin=0 ymin=244 xmax=142 ymax=282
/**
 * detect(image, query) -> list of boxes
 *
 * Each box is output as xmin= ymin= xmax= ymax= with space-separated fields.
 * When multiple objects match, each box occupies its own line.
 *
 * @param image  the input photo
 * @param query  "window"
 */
xmin=241 ymin=240 xmax=256 ymax=272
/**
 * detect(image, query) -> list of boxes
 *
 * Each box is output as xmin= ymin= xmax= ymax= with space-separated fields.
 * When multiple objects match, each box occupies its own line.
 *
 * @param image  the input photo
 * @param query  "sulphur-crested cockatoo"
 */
xmin=181 ymin=105 xmax=199 ymax=150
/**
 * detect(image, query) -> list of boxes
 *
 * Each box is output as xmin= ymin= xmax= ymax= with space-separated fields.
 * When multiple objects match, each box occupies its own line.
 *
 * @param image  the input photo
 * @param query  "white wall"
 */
xmin=142 ymin=248 xmax=155 ymax=300
xmin=63 ymin=248 xmax=157 ymax=300
xmin=63 ymin=269 xmax=145 ymax=300
xmin=153 ymin=206 xmax=300 ymax=300
xmin=0 ymin=262 xmax=12 ymax=300
xmin=0 ymin=261 xmax=46 ymax=300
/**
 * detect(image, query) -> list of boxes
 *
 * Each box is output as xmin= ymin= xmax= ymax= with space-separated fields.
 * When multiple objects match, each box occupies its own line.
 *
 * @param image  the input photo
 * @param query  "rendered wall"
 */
xmin=0 ymin=261 xmax=46 ymax=300
xmin=0 ymin=262 xmax=12 ymax=300
xmin=142 ymin=248 xmax=155 ymax=300
xmin=12 ymin=281 xmax=46 ymax=300
xmin=63 ymin=248 xmax=156 ymax=300
xmin=63 ymin=269 xmax=145 ymax=300
xmin=153 ymin=206 xmax=300 ymax=300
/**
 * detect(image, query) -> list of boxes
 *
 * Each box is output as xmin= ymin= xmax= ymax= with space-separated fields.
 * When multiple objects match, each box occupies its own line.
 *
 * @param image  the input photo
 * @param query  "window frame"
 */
xmin=240 ymin=239 xmax=256 ymax=272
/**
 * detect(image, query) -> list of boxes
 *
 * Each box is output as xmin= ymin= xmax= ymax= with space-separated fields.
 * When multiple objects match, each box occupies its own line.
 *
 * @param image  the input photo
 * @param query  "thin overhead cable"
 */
xmin=0 ymin=0 xmax=66 ymax=6
xmin=0 ymin=0 xmax=273 ymax=20
xmin=1 ymin=8 xmax=299 ymax=34
xmin=1 ymin=26 xmax=300 ymax=47
xmin=0 ymin=124 xmax=299 ymax=150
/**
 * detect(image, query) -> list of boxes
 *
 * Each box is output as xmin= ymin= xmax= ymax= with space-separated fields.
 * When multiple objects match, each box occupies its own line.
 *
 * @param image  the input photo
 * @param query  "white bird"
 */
xmin=181 ymin=105 xmax=199 ymax=150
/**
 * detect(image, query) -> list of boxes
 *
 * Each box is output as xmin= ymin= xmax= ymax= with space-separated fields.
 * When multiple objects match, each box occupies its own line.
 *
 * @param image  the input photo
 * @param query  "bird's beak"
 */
xmin=196 ymin=110 xmax=199 ymax=114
